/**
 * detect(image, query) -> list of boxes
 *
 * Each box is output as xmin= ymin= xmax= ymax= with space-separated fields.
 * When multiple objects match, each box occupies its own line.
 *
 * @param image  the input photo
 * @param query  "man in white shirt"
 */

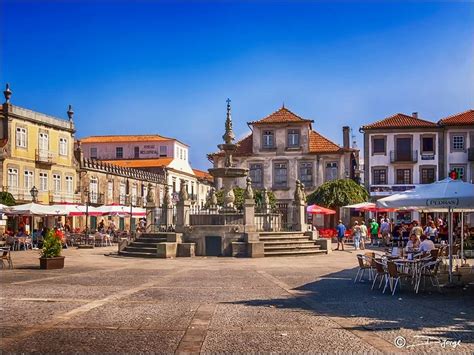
xmin=419 ymin=234 xmax=435 ymax=252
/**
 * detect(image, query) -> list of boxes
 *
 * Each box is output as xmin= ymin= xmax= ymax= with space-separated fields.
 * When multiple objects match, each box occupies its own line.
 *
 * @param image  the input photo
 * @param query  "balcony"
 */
xmin=468 ymin=147 xmax=474 ymax=162
xmin=2 ymin=186 xmax=32 ymax=202
xmin=390 ymin=150 xmax=418 ymax=163
xmin=35 ymin=149 xmax=55 ymax=165
xmin=49 ymin=192 xmax=79 ymax=204
xmin=88 ymin=192 xmax=104 ymax=206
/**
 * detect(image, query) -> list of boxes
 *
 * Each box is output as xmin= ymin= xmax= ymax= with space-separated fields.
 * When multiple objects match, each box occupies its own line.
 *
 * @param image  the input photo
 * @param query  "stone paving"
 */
xmin=1 ymin=245 xmax=473 ymax=354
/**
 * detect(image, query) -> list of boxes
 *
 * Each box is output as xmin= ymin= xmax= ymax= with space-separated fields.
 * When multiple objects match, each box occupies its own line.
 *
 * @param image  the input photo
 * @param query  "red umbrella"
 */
xmin=306 ymin=204 xmax=336 ymax=215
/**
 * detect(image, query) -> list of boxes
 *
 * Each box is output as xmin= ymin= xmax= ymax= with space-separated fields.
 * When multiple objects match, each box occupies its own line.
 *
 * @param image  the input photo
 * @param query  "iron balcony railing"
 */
xmin=390 ymin=150 xmax=418 ymax=163
xmin=35 ymin=149 xmax=55 ymax=164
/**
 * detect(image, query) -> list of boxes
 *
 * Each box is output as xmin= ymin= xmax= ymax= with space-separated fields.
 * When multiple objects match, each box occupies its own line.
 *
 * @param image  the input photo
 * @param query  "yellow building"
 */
xmin=0 ymin=84 xmax=78 ymax=205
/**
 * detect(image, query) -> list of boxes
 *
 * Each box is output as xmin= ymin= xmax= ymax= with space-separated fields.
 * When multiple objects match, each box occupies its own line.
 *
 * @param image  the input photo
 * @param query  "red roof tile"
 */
xmin=361 ymin=113 xmax=437 ymax=130
xmin=80 ymin=134 xmax=172 ymax=143
xmin=248 ymin=107 xmax=313 ymax=125
xmin=192 ymin=169 xmax=214 ymax=183
xmin=207 ymin=134 xmax=253 ymax=160
xmin=309 ymin=131 xmax=342 ymax=153
xmin=438 ymin=110 xmax=474 ymax=126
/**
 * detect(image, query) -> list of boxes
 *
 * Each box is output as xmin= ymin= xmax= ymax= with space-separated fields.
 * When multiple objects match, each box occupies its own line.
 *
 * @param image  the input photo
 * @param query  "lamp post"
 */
xmin=30 ymin=186 xmax=38 ymax=235
xmin=84 ymin=187 xmax=90 ymax=238
xmin=127 ymin=193 xmax=133 ymax=235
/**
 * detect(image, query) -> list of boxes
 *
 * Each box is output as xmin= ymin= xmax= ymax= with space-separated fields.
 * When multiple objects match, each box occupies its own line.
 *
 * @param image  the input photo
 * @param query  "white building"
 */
xmin=79 ymin=135 xmax=213 ymax=206
xmin=361 ymin=110 xmax=473 ymax=223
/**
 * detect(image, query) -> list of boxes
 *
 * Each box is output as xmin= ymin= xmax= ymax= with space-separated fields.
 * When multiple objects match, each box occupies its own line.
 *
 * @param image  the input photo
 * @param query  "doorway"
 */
xmin=205 ymin=236 xmax=222 ymax=256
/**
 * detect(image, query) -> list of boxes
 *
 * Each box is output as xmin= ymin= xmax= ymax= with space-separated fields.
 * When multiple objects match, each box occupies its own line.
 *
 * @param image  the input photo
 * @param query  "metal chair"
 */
xmin=0 ymin=247 xmax=13 ymax=269
xmin=387 ymin=261 xmax=412 ymax=295
xmin=354 ymin=254 xmax=373 ymax=283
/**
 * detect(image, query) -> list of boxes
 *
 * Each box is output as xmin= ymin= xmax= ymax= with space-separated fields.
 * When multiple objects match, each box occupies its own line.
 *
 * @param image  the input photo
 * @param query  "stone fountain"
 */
xmin=208 ymin=99 xmax=249 ymax=213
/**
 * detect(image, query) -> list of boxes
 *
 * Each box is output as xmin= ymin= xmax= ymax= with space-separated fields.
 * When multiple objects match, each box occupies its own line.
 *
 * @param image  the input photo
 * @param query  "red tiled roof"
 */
xmin=309 ymin=131 xmax=342 ymax=153
xmin=101 ymin=158 xmax=173 ymax=168
xmin=207 ymin=134 xmax=253 ymax=160
xmin=361 ymin=113 xmax=437 ymax=130
xmin=192 ymin=169 xmax=214 ymax=183
xmin=438 ymin=110 xmax=474 ymax=126
xmin=80 ymin=135 xmax=172 ymax=143
xmin=248 ymin=107 xmax=313 ymax=126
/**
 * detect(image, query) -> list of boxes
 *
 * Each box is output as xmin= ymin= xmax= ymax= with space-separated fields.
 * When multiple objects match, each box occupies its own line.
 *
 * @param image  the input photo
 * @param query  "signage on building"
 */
xmin=421 ymin=154 xmax=435 ymax=160
xmin=425 ymin=198 xmax=459 ymax=207
xmin=140 ymin=144 xmax=159 ymax=156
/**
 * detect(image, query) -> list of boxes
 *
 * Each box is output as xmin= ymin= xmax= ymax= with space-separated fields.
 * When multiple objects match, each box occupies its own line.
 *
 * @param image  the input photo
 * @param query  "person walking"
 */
xmin=352 ymin=221 xmax=361 ymax=250
xmin=370 ymin=218 xmax=379 ymax=246
xmin=380 ymin=218 xmax=391 ymax=246
xmin=360 ymin=221 xmax=368 ymax=250
xmin=335 ymin=220 xmax=346 ymax=251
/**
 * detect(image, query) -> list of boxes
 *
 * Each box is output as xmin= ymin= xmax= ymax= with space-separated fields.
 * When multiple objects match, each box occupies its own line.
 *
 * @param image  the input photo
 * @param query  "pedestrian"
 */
xmin=352 ymin=221 xmax=361 ymax=250
xmin=360 ymin=221 xmax=368 ymax=250
xmin=335 ymin=220 xmax=346 ymax=251
xmin=370 ymin=218 xmax=379 ymax=246
xmin=380 ymin=218 xmax=390 ymax=246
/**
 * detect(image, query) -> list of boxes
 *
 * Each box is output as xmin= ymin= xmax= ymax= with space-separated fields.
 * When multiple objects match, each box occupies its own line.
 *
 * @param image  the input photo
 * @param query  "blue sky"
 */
xmin=1 ymin=0 xmax=473 ymax=170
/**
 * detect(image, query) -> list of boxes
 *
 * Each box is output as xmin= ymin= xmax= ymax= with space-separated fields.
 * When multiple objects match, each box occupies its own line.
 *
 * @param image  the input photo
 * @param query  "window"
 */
xmin=452 ymin=135 xmax=465 ymax=151
xmin=24 ymin=170 xmax=33 ymax=190
xmin=160 ymin=146 xmax=167 ymax=157
xmin=39 ymin=172 xmax=48 ymax=191
xmin=142 ymin=184 xmax=148 ymax=200
xmin=373 ymin=168 xmax=387 ymax=185
xmin=116 ymin=147 xmax=123 ymax=159
xmin=287 ymin=129 xmax=300 ymax=148
xmin=172 ymin=178 xmax=177 ymax=193
xmin=372 ymin=137 xmax=386 ymax=154
xmin=134 ymin=146 xmax=139 ymax=158
xmin=450 ymin=165 xmax=466 ymax=182
xmin=108 ymin=181 xmax=114 ymax=200
xmin=396 ymin=169 xmax=412 ymax=184
xmin=53 ymin=174 xmax=61 ymax=193
xmin=421 ymin=137 xmax=434 ymax=153
xmin=90 ymin=147 xmax=97 ymax=159
xmin=65 ymin=176 xmax=74 ymax=194
xmin=59 ymin=138 xmax=68 ymax=156
xmin=89 ymin=177 xmax=98 ymax=203
xmin=131 ymin=185 xmax=137 ymax=205
xmin=119 ymin=183 xmax=126 ymax=204
xmin=16 ymin=127 xmax=27 ymax=148
xmin=325 ymin=162 xmax=338 ymax=181
xmin=421 ymin=168 xmax=435 ymax=184
xmin=39 ymin=132 xmax=49 ymax=151
xmin=7 ymin=168 xmax=18 ymax=190
xmin=273 ymin=162 xmax=288 ymax=188
xmin=299 ymin=162 xmax=313 ymax=187
xmin=262 ymin=131 xmax=274 ymax=149
xmin=249 ymin=163 xmax=263 ymax=187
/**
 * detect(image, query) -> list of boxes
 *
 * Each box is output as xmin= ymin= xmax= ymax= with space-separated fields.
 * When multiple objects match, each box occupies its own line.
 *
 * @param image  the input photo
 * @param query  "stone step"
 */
xmin=119 ymin=251 xmax=161 ymax=258
xmin=124 ymin=246 xmax=159 ymax=253
xmin=264 ymin=245 xmax=320 ymax=251
xmin=259 ymin=231 xmax=306 ymax=237
xmin=263 ymin=240 xmax=317 ymax=248
xmin=259 ymin=236 xmax=311 ymax=242
xmin=129 ymin=242 xmax=163 ymax=248
xmin=137 ymin=238 xmax=167 ymax=243
xmin=264 ymin=249 xmax=326 ymax=257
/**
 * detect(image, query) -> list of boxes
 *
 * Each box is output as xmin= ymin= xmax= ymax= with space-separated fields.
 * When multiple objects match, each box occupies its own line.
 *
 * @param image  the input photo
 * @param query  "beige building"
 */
xmin=209 ymin=106 xmax=359 ymax=204
xmin=1 ymin=85 xmax=78 ymax=205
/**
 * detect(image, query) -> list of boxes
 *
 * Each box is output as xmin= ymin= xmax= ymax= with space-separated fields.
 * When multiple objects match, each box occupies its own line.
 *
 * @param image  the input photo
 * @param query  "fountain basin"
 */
xmin=208 ymin=167 xmax=249 ymax=178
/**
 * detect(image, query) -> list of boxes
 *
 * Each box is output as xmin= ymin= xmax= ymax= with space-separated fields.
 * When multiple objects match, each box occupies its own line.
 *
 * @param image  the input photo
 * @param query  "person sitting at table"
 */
xmin=406 ymin=234 xmax=420 ymax=251
xmin=424 ymin=221 xmax=438 ymax=242
xmin=419 ymin=234 xmax=435 ymax=252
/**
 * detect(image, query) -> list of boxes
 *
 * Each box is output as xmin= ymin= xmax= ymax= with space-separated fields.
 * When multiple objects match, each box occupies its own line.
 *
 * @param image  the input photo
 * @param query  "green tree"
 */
xmin=0 ymin=192 xmax=15 ymax=206
xmin=214 ymin=187 xmax=276 ymax=210
xmin=307 ymin=179 xmax=368 ymax=209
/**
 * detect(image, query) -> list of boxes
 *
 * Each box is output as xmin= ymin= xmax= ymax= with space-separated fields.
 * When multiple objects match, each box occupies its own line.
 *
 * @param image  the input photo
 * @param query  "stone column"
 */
xmin=293 ymin=180 xmax=307 ymax=232
xmin=176 ymin=182 xmax=190 ymax=233
xmin=161 ymin=185 xmax=174 ymax=229
xmin=243 ymin=177 xmax=258 ymax=242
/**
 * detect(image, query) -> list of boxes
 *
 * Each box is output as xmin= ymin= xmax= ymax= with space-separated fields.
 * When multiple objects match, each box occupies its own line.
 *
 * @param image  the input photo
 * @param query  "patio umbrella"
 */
xmin=8 ymin=202 xmax=66 ymax=216
xmin=377 ymin=178 xmax=474 ymax=283
xmin=306 ymin=204 xmax=336 ymax=215
xmin=49 ymin=204 xmax=102 ymax=217
xmin=96 ymin=204 xmax=146 ymax=217
xmin=0 ymin=204 xmax=11 ymax=213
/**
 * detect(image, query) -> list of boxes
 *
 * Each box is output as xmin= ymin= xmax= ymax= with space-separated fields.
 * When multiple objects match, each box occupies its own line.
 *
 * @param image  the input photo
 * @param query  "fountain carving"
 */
xmin=208 ymin=99 xmax=249 ymax=212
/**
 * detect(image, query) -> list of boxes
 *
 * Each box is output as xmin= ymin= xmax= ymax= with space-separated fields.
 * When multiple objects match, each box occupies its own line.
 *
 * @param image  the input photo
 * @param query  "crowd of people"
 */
xmin=335 ymin=215 xmax=471 ymax=252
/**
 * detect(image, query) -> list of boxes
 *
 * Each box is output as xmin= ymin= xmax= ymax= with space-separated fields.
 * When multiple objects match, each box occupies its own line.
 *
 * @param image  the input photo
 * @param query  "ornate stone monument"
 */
xmin=208 ymin=99 xmax=249 ymax=212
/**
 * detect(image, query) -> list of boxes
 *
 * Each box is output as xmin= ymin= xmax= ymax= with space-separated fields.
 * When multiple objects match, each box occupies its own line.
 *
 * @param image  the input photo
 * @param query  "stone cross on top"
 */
xmin=222 ymin=98 xmax=235 ymax=145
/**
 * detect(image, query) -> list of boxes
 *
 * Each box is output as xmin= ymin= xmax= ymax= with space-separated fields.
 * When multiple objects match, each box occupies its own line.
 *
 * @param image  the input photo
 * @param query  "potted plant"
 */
xmin=39 ymin=229 xmax=65 ymax=269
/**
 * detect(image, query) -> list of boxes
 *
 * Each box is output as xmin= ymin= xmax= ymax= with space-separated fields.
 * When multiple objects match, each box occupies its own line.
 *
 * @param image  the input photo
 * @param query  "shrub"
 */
xmin=41 ymin=229 xmax=64 ymax=258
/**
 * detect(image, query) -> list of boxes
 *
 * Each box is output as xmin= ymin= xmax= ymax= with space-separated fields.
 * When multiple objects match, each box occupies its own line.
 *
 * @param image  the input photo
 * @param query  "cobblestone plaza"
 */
xmin=1 ymin=247 xmax=473 ymax=353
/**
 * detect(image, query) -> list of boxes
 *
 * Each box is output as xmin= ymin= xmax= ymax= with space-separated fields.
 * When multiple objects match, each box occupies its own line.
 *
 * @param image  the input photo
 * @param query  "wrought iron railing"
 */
xmin=390 ymin=150 xmax=418 ymax=163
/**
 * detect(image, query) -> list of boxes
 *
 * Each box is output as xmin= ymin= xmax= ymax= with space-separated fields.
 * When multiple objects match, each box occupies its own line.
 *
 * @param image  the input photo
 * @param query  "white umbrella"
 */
xmin=0 ymin=204 xmax=11 ymax=213
xmin=49 ymin=204 xmax=102 ymax=216
xmin=9 ymin=202 xmax=66 ymax=216
xmin=96 ymin=204 xmax=146 ymax=217
xmin=377 ymin=178 xmax=474 ymax=283
xmin=343 ymin=202 xmax=376 ymax=209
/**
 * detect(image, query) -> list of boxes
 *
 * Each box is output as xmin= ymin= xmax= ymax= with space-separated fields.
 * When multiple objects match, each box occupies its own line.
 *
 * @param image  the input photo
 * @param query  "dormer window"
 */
xmin=262 ymin=130 xmax=274 ymax=149
xmin=287 ymin=129 xmax=300 ymax=148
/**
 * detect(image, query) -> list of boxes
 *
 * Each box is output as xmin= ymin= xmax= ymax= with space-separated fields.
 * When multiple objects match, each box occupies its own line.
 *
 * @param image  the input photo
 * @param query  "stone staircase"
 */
xmin=119 ymin=233 xmax=168 ymax=258
xmin=259 ymin=231 xmax=325 ymax=257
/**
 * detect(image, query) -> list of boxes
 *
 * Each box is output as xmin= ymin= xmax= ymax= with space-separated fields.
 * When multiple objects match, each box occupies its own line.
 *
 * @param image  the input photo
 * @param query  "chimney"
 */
xmin=342 ymin=126 xmax=350 ymax=149
xmin=412 ymin=112 xmax=418 ymax=118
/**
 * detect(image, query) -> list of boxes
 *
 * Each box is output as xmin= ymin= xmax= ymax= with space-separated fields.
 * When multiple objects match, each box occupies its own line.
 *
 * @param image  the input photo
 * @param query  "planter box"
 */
xmin=39 ymin=256 xmax=65 ymax=270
